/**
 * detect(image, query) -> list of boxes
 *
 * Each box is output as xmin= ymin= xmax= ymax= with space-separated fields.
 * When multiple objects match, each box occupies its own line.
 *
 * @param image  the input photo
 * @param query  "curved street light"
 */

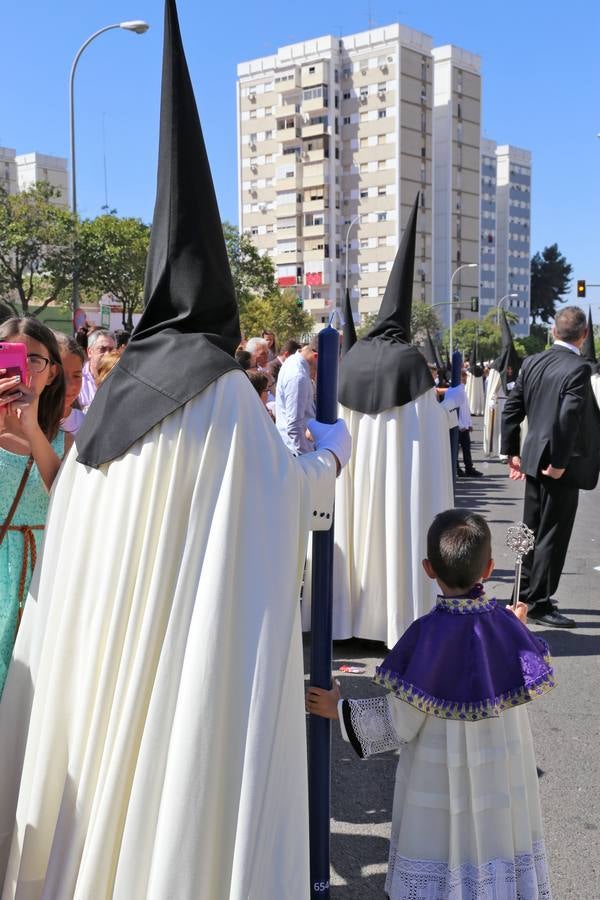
xmin=496 ymin=292 xmax=519 ymax=324
xmin=69 ymin=20 xmax=150 ymax=315
xmin=449 ymin=263 xmax=478 ymax=355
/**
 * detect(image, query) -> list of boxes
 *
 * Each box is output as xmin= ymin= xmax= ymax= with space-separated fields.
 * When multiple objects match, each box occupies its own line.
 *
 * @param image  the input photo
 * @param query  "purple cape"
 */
xmin=374 ymin=585 xmax=555 ymax=722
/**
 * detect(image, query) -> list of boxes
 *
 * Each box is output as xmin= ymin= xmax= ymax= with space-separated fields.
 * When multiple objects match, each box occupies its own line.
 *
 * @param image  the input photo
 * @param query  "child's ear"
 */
xmin=422 ymin=558 xmax=436 ymax=579
xmin=482 ymin=558 xmax=494 ymax=580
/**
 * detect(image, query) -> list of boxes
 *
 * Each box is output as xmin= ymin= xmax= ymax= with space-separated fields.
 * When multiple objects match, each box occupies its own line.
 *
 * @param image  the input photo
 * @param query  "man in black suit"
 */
xmin=502 ymin=306 xmax=600 ymax=627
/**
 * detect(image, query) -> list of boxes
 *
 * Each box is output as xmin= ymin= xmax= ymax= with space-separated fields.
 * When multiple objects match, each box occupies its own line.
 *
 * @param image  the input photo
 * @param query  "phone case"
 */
xmin=0 ymin=342 xmax=28 ymax=382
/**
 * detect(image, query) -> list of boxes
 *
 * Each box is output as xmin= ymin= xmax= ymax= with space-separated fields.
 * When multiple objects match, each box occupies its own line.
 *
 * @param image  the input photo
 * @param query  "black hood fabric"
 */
xmin=338 ymin=195 xmax=433 ymax=413
xmin=491 ymin=311 xmax=521 ymax=390
xmin=581 ymin=307 xmax=598 ymax=370
xmin=424 ymin=330 xmax=442 ymax=371
xmin=342 ymin=288 xmax=357 ymax=356
xmin=470 ymin=342 xmax=483 ymax=378
xmin=76 ymin=0 xmax=241 ymax=468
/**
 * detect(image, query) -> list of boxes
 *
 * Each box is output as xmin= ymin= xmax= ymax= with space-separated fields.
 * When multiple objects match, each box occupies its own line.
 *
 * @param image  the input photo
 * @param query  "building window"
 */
xmin=343 ymin=116 xmax=351 ymax=125
xmin=378 ymin=109 xmax=386 ymax=119
xmin=377 ymin=212 xmax=387 ymax=222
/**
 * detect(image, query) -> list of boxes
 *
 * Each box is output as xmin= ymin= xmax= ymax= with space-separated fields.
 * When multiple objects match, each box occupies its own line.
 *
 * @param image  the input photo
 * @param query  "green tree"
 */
xmin=79 ymin=214 xmax=150 ymax=330
xmin=410 ymin=301 xmax=442 ymax=343
xmin=240 ymin=289 xmax=312 ymax=342
xmin=0 ymin=183 xmax=76 ymax=317
xmin=446 ymin=318 xmax=502 ymax=361
xmin=530 ymin=244 xmax=572 ymax=324
xmin=222 ymin=222 xmax=276 ymax=308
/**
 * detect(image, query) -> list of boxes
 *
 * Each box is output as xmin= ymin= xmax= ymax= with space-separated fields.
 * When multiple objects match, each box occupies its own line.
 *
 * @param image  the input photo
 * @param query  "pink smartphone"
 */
xmin=0 ymin=342 xmax=27 ymax=384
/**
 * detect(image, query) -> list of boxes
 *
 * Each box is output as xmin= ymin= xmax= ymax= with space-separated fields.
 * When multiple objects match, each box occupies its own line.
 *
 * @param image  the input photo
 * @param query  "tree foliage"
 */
xmin=240 ymin=289 xmax=313 ymax=342
xmin=530 ymin=244 xmax=572 ymax=324
xmin=0 ymin=183 xmax=76 ymax=317
xmin=222 ymin=222 xmax=276 ymax=306
xmin=79 ymin=215 xmax=150 ymax=330
xmin=356 ymin=301 xmax=442 ymax=341
xmin=445 ymin=318 xmax=503 ymax=362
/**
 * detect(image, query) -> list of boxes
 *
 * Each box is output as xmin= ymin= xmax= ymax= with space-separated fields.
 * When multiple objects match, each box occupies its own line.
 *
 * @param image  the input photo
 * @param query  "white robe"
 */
xmin=591 ymin=372 xmax=600 ymax=410
xmin=303 ymin=389 xmax=453 ymax=647
xmin=465 ymin=371 xmax=485 ymax=416
xmin=0 ymin=370 xmax=336 ymax=900
xmin=483 ymin=368 xmax=505 ymax=457
xmin=340 ymin=695 xmax=551 ymax=900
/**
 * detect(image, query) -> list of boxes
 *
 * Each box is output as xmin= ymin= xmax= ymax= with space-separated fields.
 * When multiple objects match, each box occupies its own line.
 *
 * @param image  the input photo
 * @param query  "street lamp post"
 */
xmin=344 ymin=213 xmax=361 ymax=303
xmin=496 ymin=293 xmax=519 ymax=324
xmin=69 ymin=20 xmax=149 ymax=318
xmin=448 ymin=263 xmax=477 ymax=355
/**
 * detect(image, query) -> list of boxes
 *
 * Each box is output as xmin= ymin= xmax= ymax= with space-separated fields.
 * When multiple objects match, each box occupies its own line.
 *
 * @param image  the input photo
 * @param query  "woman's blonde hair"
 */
xmin=95 ymin=350 xmax=121 ymax=386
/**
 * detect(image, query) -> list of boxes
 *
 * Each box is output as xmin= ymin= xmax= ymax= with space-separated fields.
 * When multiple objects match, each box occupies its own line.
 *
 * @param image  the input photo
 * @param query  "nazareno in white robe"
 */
xmin=303 ymin=388 xmax=453 ymax=648
xmin=0 ymin=370 xmax=336 ymax=900
xmin=465 ymin=370 xmax=485 ymax=416
xmin=339 ymin=694 xmax=551 ymax=900
xmin=482 ymin=367 xmax=505 ymax=457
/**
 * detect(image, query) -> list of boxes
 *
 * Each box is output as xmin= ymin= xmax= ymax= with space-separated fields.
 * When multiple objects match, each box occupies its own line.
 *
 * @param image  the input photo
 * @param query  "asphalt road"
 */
xmin=303 ymin=420 xmax=600 ymax=898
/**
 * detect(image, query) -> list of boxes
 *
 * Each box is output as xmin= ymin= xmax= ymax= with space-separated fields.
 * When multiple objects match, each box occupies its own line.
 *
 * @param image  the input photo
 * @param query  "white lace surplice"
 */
xmin=339 ymin=695 xmax=551 ymax=900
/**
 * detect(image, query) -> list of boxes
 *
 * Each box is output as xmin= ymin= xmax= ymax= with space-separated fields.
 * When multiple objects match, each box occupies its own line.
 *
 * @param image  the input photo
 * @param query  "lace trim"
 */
xmin=435 ymin=594 xmax=497 ymax=615
xmin=347 ymin=697 xmax=404 ymax=758
xmin=373 ymin=659 xmax=555 ymax=722
xmin=385 ymin=839 xmax=551 ymax=900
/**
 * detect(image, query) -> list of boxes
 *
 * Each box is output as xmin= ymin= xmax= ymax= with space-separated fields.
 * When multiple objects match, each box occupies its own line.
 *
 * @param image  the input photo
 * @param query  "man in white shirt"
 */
xmin=442 ymin=371 xmax=482 ymax=477
xmin=78 ymin=329 xmax=116 ymax=411
xmin=276 ymin=340 xmax=317 ymax=455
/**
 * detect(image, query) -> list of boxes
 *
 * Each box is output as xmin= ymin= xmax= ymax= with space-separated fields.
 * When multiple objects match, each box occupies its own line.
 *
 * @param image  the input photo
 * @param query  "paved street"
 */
xmin=304 ymin=420 xmax=600 ymax=898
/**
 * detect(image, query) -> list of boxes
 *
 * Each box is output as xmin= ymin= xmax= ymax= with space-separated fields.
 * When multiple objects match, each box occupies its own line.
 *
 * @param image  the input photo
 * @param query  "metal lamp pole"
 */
xmin=449 ymin=263 xmax=477 ymax=355
xmin=496 ymin=293 xmax=518 ymax=325
xmin=69 ymin=20 xmax=149 ymax=318
xmin=344 ymin=213 xmax=361 ymax=299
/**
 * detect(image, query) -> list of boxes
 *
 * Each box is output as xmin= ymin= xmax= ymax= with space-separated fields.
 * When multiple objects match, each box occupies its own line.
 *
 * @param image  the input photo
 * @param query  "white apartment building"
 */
xmin=237 ymin=24 xmax=434 ymax=327
xmin=479 ymin=141 xmax=531 ymax=337
xmin=0 ymin=147 xmax=69 ymax=208
xmin=495 ymin=145 xmax=531 ymax=336
xmin=432 ymin=45 xmax=481 ymax=328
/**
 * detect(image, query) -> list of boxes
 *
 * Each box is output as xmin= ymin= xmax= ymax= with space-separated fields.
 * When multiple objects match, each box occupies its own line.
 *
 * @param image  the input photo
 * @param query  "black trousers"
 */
xmin=458 ymin=429 xmax=473 ymax=471
xmin=519 ymin=474 xmax=579 ymax=612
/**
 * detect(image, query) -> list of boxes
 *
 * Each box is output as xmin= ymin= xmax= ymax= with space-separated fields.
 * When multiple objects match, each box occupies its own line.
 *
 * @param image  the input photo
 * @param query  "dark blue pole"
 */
xmin=450 ymin=349 xmax=462 ymax=495
xmin=309 ymin=323 xmax=339 ymax=900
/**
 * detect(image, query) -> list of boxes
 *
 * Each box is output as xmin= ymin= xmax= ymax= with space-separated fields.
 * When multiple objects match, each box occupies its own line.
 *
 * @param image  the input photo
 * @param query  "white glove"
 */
xmin=307 ymin=418 xmax=352 ymax=470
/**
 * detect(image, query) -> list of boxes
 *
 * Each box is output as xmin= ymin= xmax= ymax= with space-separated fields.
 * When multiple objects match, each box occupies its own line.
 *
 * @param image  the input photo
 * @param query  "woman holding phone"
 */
xmin=0 ymin=317 xmax=66 ymax=697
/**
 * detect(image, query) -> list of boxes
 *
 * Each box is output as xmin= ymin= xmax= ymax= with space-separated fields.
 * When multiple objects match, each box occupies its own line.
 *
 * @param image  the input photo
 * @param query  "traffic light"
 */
xmin=470 ymin=296 xmax=479 ymax=313
xmin=296 ymin=296 xmax=304 ymax=309
xmin=577 ymin=279 xmax=586 ymax=299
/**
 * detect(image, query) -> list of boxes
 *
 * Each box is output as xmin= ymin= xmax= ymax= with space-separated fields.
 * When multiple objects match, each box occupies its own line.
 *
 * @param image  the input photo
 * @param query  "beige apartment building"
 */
xmin=0 ymin=147 xmax=69 ymax=208
xmin=237 ymin=24 xmax=435 ymax=327
xmin=432 ymin=46 xmax=481 ymax=328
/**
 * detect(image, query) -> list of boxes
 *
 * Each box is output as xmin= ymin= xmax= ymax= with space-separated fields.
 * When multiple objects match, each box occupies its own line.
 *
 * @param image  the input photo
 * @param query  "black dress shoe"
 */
xmin=456 ymin=468 xmax=466 ymax=477
xmin=528 ymin=609 xmax=576 ymax=628
xmin=465 ymin=468 xmax=483 ymax=477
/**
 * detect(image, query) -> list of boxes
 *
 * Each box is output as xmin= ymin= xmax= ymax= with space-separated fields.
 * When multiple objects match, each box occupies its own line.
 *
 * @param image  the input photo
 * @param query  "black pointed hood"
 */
xmin=470 ymin=341 xmax=483 ymax=377
xmin=491 ymin=311 xmax=521 ymax=390
xmin=76 ymin=0 xmax=241 ymax=468
xmin=581 ymin=307 xmax=598 ymax=368
xmin=342 ymin=288 xmax=357 ymax=356
xmin=338 ymin=194 xmax=433 ymax=413
xmin=424 ymin=329 xmax=442 ymax=370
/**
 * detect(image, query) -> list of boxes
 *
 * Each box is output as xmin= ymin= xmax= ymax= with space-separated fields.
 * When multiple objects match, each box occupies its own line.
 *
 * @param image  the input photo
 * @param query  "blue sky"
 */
xmin=3 ymin=0 xmax=599 ymax=306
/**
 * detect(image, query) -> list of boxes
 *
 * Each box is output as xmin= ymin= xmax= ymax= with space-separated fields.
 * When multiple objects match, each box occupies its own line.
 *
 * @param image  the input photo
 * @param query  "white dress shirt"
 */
xmin=553 ymin=339 xmax=581 ymax=355
xmin=275 ymin=352 xmax=315 ymax=455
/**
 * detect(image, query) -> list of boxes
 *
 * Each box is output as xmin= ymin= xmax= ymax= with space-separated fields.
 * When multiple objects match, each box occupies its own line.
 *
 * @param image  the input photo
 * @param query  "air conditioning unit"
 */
xmin=250 ymin=142 xmax=257 ymax=150
xmin=258 ymin=203 xmax=267 ymax=213
xmin=248 ymin=91 xmax=256 ymax=102
xmin=250 ymin=164 xmax=258 ymax=172
xmin=359 ymin=95 xmax=368 ymax=104
xmin=387 ymin=55 xmax=394 ymax=63
xmin=360 ymin=67 xmax=368 ymax=75
xmin=379 ymin=63 xmax=388 ymax=73
xmin=377 ymin=90 xmax=386 ymax=99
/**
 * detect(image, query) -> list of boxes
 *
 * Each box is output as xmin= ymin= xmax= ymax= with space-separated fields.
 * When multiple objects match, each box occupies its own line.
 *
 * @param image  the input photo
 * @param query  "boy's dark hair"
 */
xmin=235 ymin=349 xmax=252 ymax=371
xmin=427 ymin=509 xmax=491 ymax=589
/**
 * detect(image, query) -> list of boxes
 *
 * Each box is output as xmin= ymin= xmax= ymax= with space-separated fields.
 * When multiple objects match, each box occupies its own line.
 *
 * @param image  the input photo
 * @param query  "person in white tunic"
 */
xmin=305 ymin=195 xmax=454 ymax=648
xmin=483 ymin=312 xmax=521 ymax=459
xmin=307 ymin=509 xmax=553 ymax=900
xmin=465 ymin=346 xmax=485 ymax=416
xmin=0 ymin=3 xmax=351 ymax=898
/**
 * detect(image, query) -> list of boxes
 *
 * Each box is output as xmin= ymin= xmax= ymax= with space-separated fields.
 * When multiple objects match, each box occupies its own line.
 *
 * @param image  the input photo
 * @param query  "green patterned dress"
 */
xmin=0 ymin=432 xmax=64 ymax=697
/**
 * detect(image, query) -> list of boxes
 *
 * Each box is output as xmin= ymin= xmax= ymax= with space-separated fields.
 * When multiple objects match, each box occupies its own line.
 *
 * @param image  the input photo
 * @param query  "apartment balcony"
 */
xmin=302 ymin=121 xmax=329 ymax=139
xmin=303 ymin=96 xmax=328 ymax=115
xmin=275 ymin=69 xmax=300 ymax=92
xmin=302 ymin=162 xmax=328 ymax=187
xmin=279 ymin=102 xmax=301 ymax=117
xmin=276 ymin=174 xmax=301 ymax=192
xmin=302 ymin=199 xmax=328 ymax=214
xmin=302 ymin=147 xmax=329 ymax=165
xmin=304 ymin=222 xmax=328 ymax=239
xmin=273 ymin=249 xmax=301 ymax=265
xmin=303 ymin=248 xmax=328 ymax=263
xmin=275 ymin=202 xmax=301 ymax=219
xmin=278 ymin=126 xmax=302 ymax=143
